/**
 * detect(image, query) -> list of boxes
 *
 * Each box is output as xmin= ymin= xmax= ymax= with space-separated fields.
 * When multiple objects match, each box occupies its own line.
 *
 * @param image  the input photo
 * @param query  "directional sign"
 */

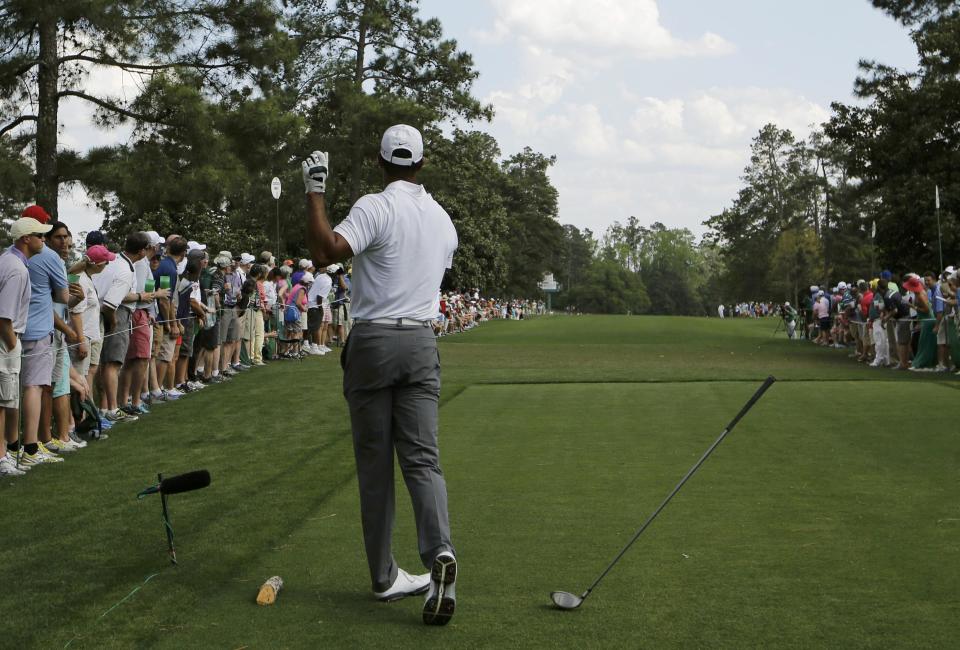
xmin=271 ymin=177 xmax=281 ymax=200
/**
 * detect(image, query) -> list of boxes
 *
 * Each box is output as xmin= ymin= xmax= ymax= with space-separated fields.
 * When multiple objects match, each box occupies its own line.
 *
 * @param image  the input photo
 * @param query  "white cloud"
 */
xmin=488 ymin=0 xmax=734 ymax=59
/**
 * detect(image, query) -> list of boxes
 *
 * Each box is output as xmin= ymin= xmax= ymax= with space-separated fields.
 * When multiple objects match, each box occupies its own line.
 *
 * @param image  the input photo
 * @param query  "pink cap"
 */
xmin=86 ymin=244 xmax=116 ymax=264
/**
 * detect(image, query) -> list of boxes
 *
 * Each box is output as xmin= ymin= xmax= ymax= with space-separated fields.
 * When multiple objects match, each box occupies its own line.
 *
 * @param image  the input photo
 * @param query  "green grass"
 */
xmin=2 ymin=316 xmax=958 ymax=648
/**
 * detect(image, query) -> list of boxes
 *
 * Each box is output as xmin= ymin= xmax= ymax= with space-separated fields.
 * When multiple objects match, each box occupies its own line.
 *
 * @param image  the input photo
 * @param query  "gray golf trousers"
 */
xmin=341 ymin=322 xmax=454 ymax=591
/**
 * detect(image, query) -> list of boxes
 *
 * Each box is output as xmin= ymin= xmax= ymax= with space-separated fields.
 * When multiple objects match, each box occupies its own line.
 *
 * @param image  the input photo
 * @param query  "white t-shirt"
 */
xmin=133 ymin=257 xmax=153 ymax=309
xmin=308 ymin=272 xmax=332 ymax=308
xmin=334 ymin=181 xmax=457 ymax=321
xmin=93 ymin=253 xmax=135 ymax=311
xmin=71 ymin=272 xmax=102 ymax=341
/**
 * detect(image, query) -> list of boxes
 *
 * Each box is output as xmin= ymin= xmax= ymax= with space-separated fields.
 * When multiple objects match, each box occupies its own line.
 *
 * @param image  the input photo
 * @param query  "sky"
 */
xmin=57 ymin=0 xmax=920 ymax=240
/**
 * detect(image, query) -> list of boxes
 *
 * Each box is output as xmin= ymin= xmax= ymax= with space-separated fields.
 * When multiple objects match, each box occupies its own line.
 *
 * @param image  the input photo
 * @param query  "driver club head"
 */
xmin=550 ymin=591 xmax=584 ymax=610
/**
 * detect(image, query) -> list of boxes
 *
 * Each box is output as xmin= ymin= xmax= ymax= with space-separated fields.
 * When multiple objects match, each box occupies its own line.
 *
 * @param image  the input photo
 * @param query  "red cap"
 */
xmin=86 ymin=244 xmax=116 ymax=264
xmin=21 ymin=205 xmax=51 ymax=224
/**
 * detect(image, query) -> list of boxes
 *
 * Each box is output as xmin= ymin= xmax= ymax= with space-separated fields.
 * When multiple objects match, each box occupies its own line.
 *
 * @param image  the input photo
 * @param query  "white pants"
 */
xmin=872 ymin=320 xmax=889 ymax=365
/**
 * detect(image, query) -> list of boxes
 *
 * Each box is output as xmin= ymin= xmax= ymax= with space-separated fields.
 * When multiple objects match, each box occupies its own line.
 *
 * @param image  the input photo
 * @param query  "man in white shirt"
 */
xmin=302 ymin=125 xmax=458 ymax=625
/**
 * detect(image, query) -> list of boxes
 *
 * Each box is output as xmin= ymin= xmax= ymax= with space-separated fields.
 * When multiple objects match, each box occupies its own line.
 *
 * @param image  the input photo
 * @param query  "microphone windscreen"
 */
xmin=159 ymin=470 xmax=211 ymax=495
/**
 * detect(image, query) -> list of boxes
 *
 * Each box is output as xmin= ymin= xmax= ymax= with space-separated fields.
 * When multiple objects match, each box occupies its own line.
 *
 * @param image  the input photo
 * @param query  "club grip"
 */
xmin=160 ymin=470 xmax=211 ymax=495
xmin=724 ymin=376 xmax=775 ymax=433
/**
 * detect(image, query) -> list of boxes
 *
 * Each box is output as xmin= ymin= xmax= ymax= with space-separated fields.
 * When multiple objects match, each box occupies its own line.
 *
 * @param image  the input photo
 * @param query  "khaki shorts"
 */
xmin=936 ymin=321 xmax=948 ymax=345
xmin=70 ymin=335 xmax=92 ymax=377
xmin=0 ymin=338 xmax=22 ymax=409
xmin=89 ymin=337 xmax=103 ymax=367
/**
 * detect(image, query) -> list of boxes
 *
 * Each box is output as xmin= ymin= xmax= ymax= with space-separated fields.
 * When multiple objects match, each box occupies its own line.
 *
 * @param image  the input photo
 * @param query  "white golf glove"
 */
xmin=302 ymin=151 xmax=329 ymax=194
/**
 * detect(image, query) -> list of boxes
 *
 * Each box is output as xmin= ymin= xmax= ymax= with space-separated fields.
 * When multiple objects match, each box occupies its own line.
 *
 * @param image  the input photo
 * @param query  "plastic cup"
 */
xmin=159 ymin=276 xmax=171 ymax=289
xmin=68 ymin=273 xmax=80 ymax=284
xmin=144 ymin=278 xmax=156 ymax=292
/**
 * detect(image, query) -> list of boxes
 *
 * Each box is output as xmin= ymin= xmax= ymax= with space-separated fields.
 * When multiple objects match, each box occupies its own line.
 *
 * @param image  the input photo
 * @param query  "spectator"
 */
xmin=906 ymin=274 xmax=936 ymax=370
xmin=0 ymin=216 xmax=49 ymax=475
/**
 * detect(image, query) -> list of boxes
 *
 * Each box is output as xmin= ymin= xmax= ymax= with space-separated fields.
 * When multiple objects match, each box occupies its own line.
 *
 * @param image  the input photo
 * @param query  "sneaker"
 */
xmin=150 ymin=390 xmax=166 ymax=402
xmin=222 ymin=367 xmax=238 ymax=377
xmin=20 ymin=443 xmax=65 ymax=464
xmin=319 ymin=345 xmax=332 ymax=353
xmin=235 ymin=363 xmax=251 ymax=370
xmin=45 ymin=438 xmax=79 ymax=453
xmin=3 ymin=451 xmax=29 ymax=471
xmin=177 ymin=383 xmax=196 ymax=394
xmin=253 ymin=361 xmax=266 ymax=366
xmin=105 ymin=408 xmax=138 ymax=423
xmin=68 ymin=431 xmax=88 ymax=448
xmin=187 ymin=380 xmax=205 ymax=391
xmin=121 ymin=404 xmax=139 ymax=416
xmin=373 ymin=568 xmax=430 ymax=602
xmin=422 ymin=552 xmax=457 ymax=626
xmin=135 ymin=403 xmax=151 ymax=415
xmin=163 ymin=388 xmax=183 ymax=400
xmin=0 ymin=456 xmax=26 ymax=476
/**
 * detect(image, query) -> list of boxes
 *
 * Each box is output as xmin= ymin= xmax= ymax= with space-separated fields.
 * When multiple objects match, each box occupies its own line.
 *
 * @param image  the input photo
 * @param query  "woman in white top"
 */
xmin=68 ymin=244 xmax=113 ymax=386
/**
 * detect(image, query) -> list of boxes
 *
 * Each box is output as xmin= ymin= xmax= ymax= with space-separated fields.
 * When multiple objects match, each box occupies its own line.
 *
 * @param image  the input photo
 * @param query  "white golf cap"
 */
xmin=187 ymin=241 xmax=206 ymax=252
xmin=145 ymin=230 xmax=162 ymax=246
xmin=380 ymin=124 xmax=423 ymax=166
xmin=9 ymin=217 xmax=52 ymax=240
xmin=838 ymin=281 xmax=847 ymax=290
xmin=239 ymin=253 xmax=255 ymax=265
xmin=301 ymin=272 xmax=315 ymax=284
xmin=299 ymin=258 xmax=313 ymax=269
xmin=326 ymin=263 xmax=341 ymax=273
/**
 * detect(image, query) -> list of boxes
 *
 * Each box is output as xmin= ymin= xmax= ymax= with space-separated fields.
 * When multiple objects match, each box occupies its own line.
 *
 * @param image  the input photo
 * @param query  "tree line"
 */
xmin=706 ymin=0 xmax=960 ymax=307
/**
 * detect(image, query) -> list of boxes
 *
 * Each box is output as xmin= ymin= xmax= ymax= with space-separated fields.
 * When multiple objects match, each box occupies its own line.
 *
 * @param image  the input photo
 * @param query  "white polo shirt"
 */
xmin=334 ymin=181 xmax=457 ymax=321
xmin=308 ymin=272 xmax=332 ymax=308
xmin=93 ymin=253 xmax=136 ymax=311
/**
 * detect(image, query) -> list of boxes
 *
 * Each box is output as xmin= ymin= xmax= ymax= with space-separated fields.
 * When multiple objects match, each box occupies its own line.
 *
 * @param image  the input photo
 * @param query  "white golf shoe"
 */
xmin=373 ymin=568 xmax=430 ymax=602
xmin=423 ymin=552 xmax=457 ymax=625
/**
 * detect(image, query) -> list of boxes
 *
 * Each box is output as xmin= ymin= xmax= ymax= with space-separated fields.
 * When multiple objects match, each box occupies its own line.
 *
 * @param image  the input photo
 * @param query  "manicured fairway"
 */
xmin=1 ymin=316 xmax=957 ymax=648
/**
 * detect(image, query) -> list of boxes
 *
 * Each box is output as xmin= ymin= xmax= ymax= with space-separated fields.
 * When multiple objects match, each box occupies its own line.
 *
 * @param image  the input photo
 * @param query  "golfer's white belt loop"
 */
xmin=353 ymin=317 xmax=434 ymax=327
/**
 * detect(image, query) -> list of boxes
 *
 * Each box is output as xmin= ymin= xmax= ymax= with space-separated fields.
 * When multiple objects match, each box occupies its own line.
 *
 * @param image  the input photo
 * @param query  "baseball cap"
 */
xmin=326 ymin=263 xmax=341 ymax=273
xmin=21 ymin=205 xmax=51 ymax=224
xmin=9 ymin=217 xmax=52 ymax=240
xmin=145 ymin=230 xmax=163 ymax=246
xmin=187 ymin=241 xmax=206 ymax=252
xmin=214 ymin=255 xmax=232 ymax=268
xmin=301 ymin=272 xmax=315 ymax=284
xmin=880 ymin=269 xmax=893 ymax=280
xmin=299 ymin=258 xmax=313 ymax=269
xmin=86 ymin=244 xmax=116 ymax=264
xmin=380 ymin=124 xmax=423 ymax=166
xmin=239 ymin=253 xmax=255 ymax=265
xmin=837 ymin=281 xmax=847 ymax=290
xmin=218 ymin=250 xmax=232 ymax=260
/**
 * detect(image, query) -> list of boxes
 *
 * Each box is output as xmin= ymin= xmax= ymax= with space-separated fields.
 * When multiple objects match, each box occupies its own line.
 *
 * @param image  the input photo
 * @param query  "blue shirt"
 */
xmin=931 ymin=284 xmax=944 ymax=315
xmin=24 ymin=244 xmax=68 ymax=341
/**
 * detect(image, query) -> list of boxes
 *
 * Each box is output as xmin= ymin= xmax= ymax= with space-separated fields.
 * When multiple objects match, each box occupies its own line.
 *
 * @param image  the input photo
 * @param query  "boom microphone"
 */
xmin=160 ymin=470 xmax=211 ymax=495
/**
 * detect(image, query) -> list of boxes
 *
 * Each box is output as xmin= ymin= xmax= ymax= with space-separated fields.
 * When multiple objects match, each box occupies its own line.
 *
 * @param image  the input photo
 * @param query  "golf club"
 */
xmin=551 ymin=375 xmax=776 ymax=610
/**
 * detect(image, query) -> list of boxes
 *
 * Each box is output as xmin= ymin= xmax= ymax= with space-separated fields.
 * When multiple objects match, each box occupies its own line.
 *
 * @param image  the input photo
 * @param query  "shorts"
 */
xmin=219 ymin=306 xmax=239 ymax=343
xmin=322 ymin=305 xmax=332 ymax=323
xmin=285 ymin=315 xmax=303 ymax=334
xmin=307 ymin=308 xmax=322 ymax=333
xmin=20 ymin=335 xmax=54 ymax=388
xmin=70 ymin=335 xmax=92 ymax=377
xmin=101 ymin=308 xmax=133 ymax=365
xmin=332 ymin=304 xmax=343 ymax=326
xmin=89 ymin=337 xmax=103 ymax=367
xmin=53 ymin=334 xmax=70 ymax=399
xmin=125 ymin=309 xmax=152 ymax=360
xmin=158 ymin=331 xmax=177 ymax=363
xmin=819 ymin=317 xmax=830 ymax=332
xmin=197 ymin=323 xmax=219 ymax=351
xmin=179 ymin=321 xmax=195 ymax=358
xmin=936 ymin=321 xmax=947 ymax=345
xmin=895 ymin=320 xmax=912 ymax=345
xmin=299 ymin=311 xmax=308 ymax=331
xmin=0 ymin=338 xmax=22 ymax=408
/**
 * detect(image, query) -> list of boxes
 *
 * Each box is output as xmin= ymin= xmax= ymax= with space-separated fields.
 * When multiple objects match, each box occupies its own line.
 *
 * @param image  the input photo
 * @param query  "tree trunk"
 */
xmin=35 ymin=14 xmax=59 ymax=217
xmin=348 ymin=9 xmax=368 ymax=205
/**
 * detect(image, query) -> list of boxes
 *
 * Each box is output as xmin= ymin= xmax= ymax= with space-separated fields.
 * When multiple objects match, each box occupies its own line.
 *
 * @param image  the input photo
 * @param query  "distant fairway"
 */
xmin=2 ymin=316 xmax=957 ymax=648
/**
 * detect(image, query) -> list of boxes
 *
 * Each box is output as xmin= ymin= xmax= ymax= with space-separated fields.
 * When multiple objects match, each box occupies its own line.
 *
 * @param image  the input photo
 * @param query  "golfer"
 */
xmin=301 ymin=124 xmax=459 ymax=626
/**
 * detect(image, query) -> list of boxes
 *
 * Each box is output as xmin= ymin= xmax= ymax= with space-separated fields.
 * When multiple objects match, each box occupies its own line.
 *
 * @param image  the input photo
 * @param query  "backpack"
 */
xmin=284 ymin=284 xmax=305 ymax=323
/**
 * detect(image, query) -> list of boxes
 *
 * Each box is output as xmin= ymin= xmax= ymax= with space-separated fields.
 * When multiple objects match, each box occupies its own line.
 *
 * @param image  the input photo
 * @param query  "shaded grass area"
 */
xmin=1 ymin=316 xmax=956 ymax=648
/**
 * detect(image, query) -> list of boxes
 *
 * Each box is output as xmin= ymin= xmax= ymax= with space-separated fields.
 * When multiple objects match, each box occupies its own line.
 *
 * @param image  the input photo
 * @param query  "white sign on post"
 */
xmin=271 ymin=177 xmax=281 ymax=200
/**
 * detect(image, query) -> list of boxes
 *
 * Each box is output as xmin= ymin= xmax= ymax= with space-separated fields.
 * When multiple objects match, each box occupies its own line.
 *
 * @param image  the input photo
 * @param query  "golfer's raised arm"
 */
xmin=303 ymin=151 xmax=353 ymax=267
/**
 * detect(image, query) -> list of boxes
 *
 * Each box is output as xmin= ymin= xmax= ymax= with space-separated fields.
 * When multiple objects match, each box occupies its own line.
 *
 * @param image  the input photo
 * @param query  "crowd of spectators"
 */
xmin=800 ymin=267 xmax=960 ymax=373
xmin=0 ymin=206 xmax=545 ymax=477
